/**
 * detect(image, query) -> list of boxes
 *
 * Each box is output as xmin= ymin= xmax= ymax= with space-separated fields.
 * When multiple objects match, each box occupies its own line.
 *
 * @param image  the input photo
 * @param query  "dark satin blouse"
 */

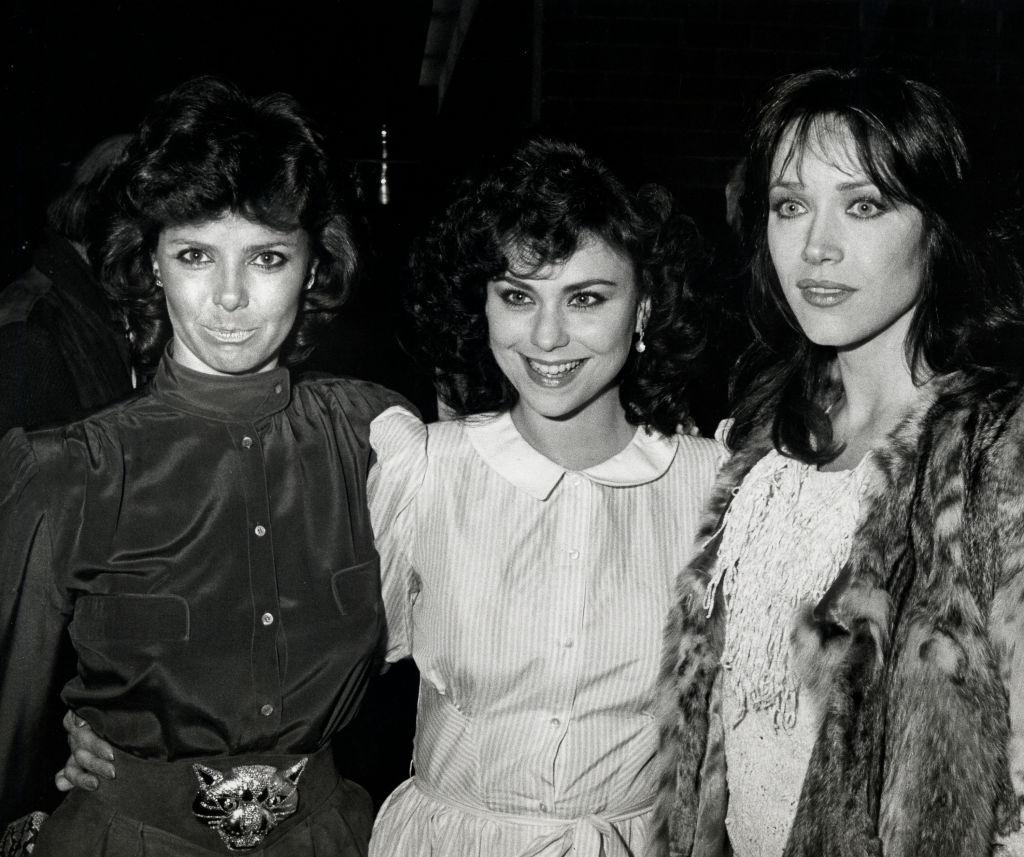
xmin=0 ymin=355 xmax=405 ymax=822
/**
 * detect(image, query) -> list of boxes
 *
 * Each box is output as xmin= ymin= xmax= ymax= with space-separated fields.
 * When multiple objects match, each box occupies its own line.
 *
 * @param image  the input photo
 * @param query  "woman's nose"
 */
xmin=530 ymin=305 xmax=570 ymax=351
xmin=213 ymin=269 xmax=249 ymax=311
xmin=801 ymin=213 xmax=844 ymax=266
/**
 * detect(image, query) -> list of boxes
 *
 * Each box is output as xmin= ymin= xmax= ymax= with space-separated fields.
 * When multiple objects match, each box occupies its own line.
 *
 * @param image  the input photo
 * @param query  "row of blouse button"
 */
xmin=241 ymin=431 xmax=276 ymax=719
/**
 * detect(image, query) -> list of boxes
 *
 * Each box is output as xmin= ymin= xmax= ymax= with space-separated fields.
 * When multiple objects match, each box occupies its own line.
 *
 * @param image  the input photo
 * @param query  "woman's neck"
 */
xmin=510 ymin=388 xmax=636 ymax=471
xmin=825 ymin=316 xmax=926 ymax=470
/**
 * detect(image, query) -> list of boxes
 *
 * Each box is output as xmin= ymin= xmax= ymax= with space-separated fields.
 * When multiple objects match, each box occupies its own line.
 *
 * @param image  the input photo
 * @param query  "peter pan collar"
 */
xmin=150 ymin=347 xmax=291 ymax=422
xmin=464 ymin=410 xmax=678 ymax=500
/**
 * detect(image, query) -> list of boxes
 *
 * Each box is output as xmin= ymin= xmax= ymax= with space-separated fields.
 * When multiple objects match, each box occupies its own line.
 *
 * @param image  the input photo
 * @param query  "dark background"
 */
xmin=5 ymin=0 xmax=1024 ymax=809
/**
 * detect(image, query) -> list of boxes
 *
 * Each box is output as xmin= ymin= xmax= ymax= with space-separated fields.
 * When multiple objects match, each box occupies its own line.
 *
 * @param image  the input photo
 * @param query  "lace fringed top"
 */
xmin=708 ymin=448 xmax=876 ymax=857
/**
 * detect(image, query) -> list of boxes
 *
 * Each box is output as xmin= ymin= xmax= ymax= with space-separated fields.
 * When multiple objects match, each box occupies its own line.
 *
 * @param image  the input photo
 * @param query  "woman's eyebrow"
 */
xmin=242 ymin=241 xmax=299 ymax=253
xmin=835 ymin=180 xmax=876 ymax=192
xmin=769 ymin=179 xmax=876 ymax=192
xmin=162 ymin=239 xmax=299 ymax=251
xmin=498 ymin=274 xmax=620 ymax=291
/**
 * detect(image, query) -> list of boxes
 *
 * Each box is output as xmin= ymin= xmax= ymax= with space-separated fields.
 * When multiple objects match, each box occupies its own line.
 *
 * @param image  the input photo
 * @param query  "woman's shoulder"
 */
xmin=11 ymin=392 xmax=148 ymax=468
xmin=1 ymin=418 xmax=101 ymax=503
xmin=0 ymin=427 xmax=40 ymax=494
xmin=425 ymin=415 xmax=470 ymax=441
xmin=293 ymin=373 xmax=416 ymax=421
xmin=676 ymin=429 xmax=727 ymax=457
xmin=669 ymin=427 xmax=730 ymax=474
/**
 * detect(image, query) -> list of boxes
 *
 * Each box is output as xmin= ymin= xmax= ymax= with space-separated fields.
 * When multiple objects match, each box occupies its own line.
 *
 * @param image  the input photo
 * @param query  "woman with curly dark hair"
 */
xmin=656 ymin=68 xmax=1024 ymax=857
xmin=94 ymin=80 xmax=357 ymax=377
xmin=353 ymin=137 xmax=723 ymax=855
xmin=0 ymin=77 xmax=404 ymax=856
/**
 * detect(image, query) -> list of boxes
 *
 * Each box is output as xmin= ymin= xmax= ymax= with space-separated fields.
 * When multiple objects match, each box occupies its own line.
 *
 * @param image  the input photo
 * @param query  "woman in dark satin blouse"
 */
xmin=0 ymin=77 xmax=403 ymax=856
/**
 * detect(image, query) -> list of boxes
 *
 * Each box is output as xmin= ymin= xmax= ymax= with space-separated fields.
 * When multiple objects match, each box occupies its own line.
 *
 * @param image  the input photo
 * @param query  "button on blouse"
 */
xmin=0 ymin=355 xmax=408 ymax=818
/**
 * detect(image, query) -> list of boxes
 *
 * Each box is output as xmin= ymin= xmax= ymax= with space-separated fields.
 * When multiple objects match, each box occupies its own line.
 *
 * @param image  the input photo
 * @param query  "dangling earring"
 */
xmin=635 ymin=330 xmax=646 ymax=354
xmin=305 ymin=264 xmax=317 ymax=291
xmin=152 ymin=264 xmax=162 ymax=288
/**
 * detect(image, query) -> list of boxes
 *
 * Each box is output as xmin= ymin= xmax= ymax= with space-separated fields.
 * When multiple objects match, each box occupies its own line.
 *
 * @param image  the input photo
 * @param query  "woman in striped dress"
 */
xmin=362 ymin=138 xmax=723 ymax=856
xmin=59 ymin=137 xmax=724 ymax=857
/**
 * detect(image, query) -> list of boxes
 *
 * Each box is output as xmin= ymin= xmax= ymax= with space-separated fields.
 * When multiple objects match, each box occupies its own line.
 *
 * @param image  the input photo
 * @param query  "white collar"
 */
xmin=464 ymin=411 xmax=679 ymax=500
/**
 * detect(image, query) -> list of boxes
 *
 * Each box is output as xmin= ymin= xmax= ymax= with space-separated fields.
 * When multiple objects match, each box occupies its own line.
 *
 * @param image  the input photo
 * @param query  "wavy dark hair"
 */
xmin=729 ymin=67 xmax=1024 ymax=462
xmin=409 ymin=137 xmax=711 ymax=436
xmin=90 ymin=76 xmax=357 ymax=371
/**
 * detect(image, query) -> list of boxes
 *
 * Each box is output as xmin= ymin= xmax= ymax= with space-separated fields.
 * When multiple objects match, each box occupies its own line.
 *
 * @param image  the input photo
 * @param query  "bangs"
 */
xmin=500 ymin=221 xmax=633 ymax=281
xmin=500 ymin=232 xmax=579 ymax=278
xmin=133 ymin=130 xmax=315 ymax=234
xmin=142 ymin=168 xmax=307 ymax=234
xmin=772 ymin=112 xmax=916 ymax=207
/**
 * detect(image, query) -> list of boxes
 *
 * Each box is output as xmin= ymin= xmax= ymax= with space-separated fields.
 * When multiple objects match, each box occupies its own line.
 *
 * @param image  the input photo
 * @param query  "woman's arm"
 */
xmin=0 ymin=430 xmax=73 ymax=825
xmin=989 ymin=412 xmax=1024 ymax=849
xmin=367 ymin=406 xmax=428 ymax=664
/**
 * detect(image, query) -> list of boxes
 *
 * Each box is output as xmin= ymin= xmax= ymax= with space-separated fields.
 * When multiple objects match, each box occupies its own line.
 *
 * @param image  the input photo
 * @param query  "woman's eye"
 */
xmin=772 ymin=199 xmax=805 ymax=219
xmin=500 ymin=289 xmax=532 ymax=306
xmin=253 ymin=251 xmax=287 ymax=269
xmin=176 ymin=248 xmax=210 ymax=266
xmin=568 ymin=292 xmax=603 ymax=308
xmin=848 ymin=199 xmax=886 ymax=219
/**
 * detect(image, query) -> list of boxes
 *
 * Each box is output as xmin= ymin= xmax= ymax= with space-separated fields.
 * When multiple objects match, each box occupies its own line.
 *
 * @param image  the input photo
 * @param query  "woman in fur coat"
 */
xmin=654 ymin=67 xmax=1024 ymax=857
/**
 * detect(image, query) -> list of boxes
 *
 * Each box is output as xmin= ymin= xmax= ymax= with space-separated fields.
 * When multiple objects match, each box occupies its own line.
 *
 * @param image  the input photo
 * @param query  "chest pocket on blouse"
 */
xmin=331 ymin=557 xmax=382 ymax=623
xmin=71 ymin=594 xmax=190 ymax=642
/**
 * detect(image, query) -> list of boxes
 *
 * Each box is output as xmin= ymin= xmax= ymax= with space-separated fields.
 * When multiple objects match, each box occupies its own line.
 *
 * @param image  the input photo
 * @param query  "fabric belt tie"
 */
xmin=518 ymin=813 xmax=633 ymax=857
xmin=414 ymin=780 xmax=651 ymax=856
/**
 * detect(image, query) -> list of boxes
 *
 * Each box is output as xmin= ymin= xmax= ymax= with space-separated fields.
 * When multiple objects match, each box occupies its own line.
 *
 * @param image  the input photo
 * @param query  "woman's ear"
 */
xmin=635 ymin=297 xmax=652 ymax=334
xmin=634 ymin=297 xmax=652 ymax=354
xmin=305 ymin=260 xmax=319 ymax=291
xmin=151 ymin=256 xmax=162 ymax=288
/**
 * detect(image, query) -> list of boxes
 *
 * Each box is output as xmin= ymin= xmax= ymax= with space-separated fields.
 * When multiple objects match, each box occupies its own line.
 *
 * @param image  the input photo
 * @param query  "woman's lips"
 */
xmin=796 ymin=278 xmax=856 ymax=308
xmin=202 ymin=325 xmax=257 ymax=343
xmin=521 ymin=355 xmax=586 ymax=387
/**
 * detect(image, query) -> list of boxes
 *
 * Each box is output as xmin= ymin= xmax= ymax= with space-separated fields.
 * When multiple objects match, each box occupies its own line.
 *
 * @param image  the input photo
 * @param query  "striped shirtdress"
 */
xmin=365 ymin=408 xmax=724 ymax=856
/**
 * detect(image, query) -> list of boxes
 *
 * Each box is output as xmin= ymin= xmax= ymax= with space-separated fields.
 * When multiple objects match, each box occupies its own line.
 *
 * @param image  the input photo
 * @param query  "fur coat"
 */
xmin=653 ymin=375 xmax=1024 ymax=857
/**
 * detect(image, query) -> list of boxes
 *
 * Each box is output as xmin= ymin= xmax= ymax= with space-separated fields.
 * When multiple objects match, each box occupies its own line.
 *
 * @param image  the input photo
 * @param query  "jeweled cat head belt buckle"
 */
xmin=191 ymin=758 xmax=307 ymax=851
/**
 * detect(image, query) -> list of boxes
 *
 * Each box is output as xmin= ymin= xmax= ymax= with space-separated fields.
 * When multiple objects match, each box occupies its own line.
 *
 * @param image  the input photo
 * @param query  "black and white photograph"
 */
xmin=2 ymin=2 xmax=1024 ymax=855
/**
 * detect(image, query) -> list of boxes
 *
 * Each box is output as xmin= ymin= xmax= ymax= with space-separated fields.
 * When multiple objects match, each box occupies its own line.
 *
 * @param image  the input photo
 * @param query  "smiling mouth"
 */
xmin=203 ymin=326 xmax=257 ymax=343
xmin=522 ymin=356 xmax=586 ymax=387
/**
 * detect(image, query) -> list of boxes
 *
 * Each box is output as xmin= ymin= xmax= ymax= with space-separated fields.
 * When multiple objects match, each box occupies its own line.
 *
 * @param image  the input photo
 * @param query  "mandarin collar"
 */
xmin=464 ymin=410 xmax=679 ymax=500
xmin=150 ymin=348 xmax=291 ymax=422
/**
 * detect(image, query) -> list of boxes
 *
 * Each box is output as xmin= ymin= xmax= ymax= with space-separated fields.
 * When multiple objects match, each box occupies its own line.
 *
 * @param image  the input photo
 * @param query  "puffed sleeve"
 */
xmin=0 ymin=429 xmax=72 ymax=825
xmin=368 ymin=406 xmax=428 ymax=663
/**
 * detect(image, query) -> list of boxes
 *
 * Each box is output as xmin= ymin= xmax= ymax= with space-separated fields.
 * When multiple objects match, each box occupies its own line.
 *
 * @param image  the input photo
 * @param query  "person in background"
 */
xmin=0 ymin=76 xmax=406 ymax=856
xmin=655 ymin=67 xmax=1024 ymax=857
xmin=0 ymin=135 xmax=135 ymax=438
xmin=0 ymin=135 xmax=135 ymax=852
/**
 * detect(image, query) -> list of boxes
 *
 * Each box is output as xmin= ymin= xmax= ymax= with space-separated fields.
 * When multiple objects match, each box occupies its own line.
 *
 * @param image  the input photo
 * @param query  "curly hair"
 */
xmin=408 ymin=137 xmax=712 ymax=437
xmin=91 ymin=76 xmax=358 ymax=371
xmin=729 ymin=67 xmax=1024 ymax=463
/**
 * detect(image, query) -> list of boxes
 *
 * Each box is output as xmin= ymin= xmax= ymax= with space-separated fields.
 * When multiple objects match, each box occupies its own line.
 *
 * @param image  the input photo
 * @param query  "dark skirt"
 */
xmin=31 ymin=746 xmax=372 ymax=857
